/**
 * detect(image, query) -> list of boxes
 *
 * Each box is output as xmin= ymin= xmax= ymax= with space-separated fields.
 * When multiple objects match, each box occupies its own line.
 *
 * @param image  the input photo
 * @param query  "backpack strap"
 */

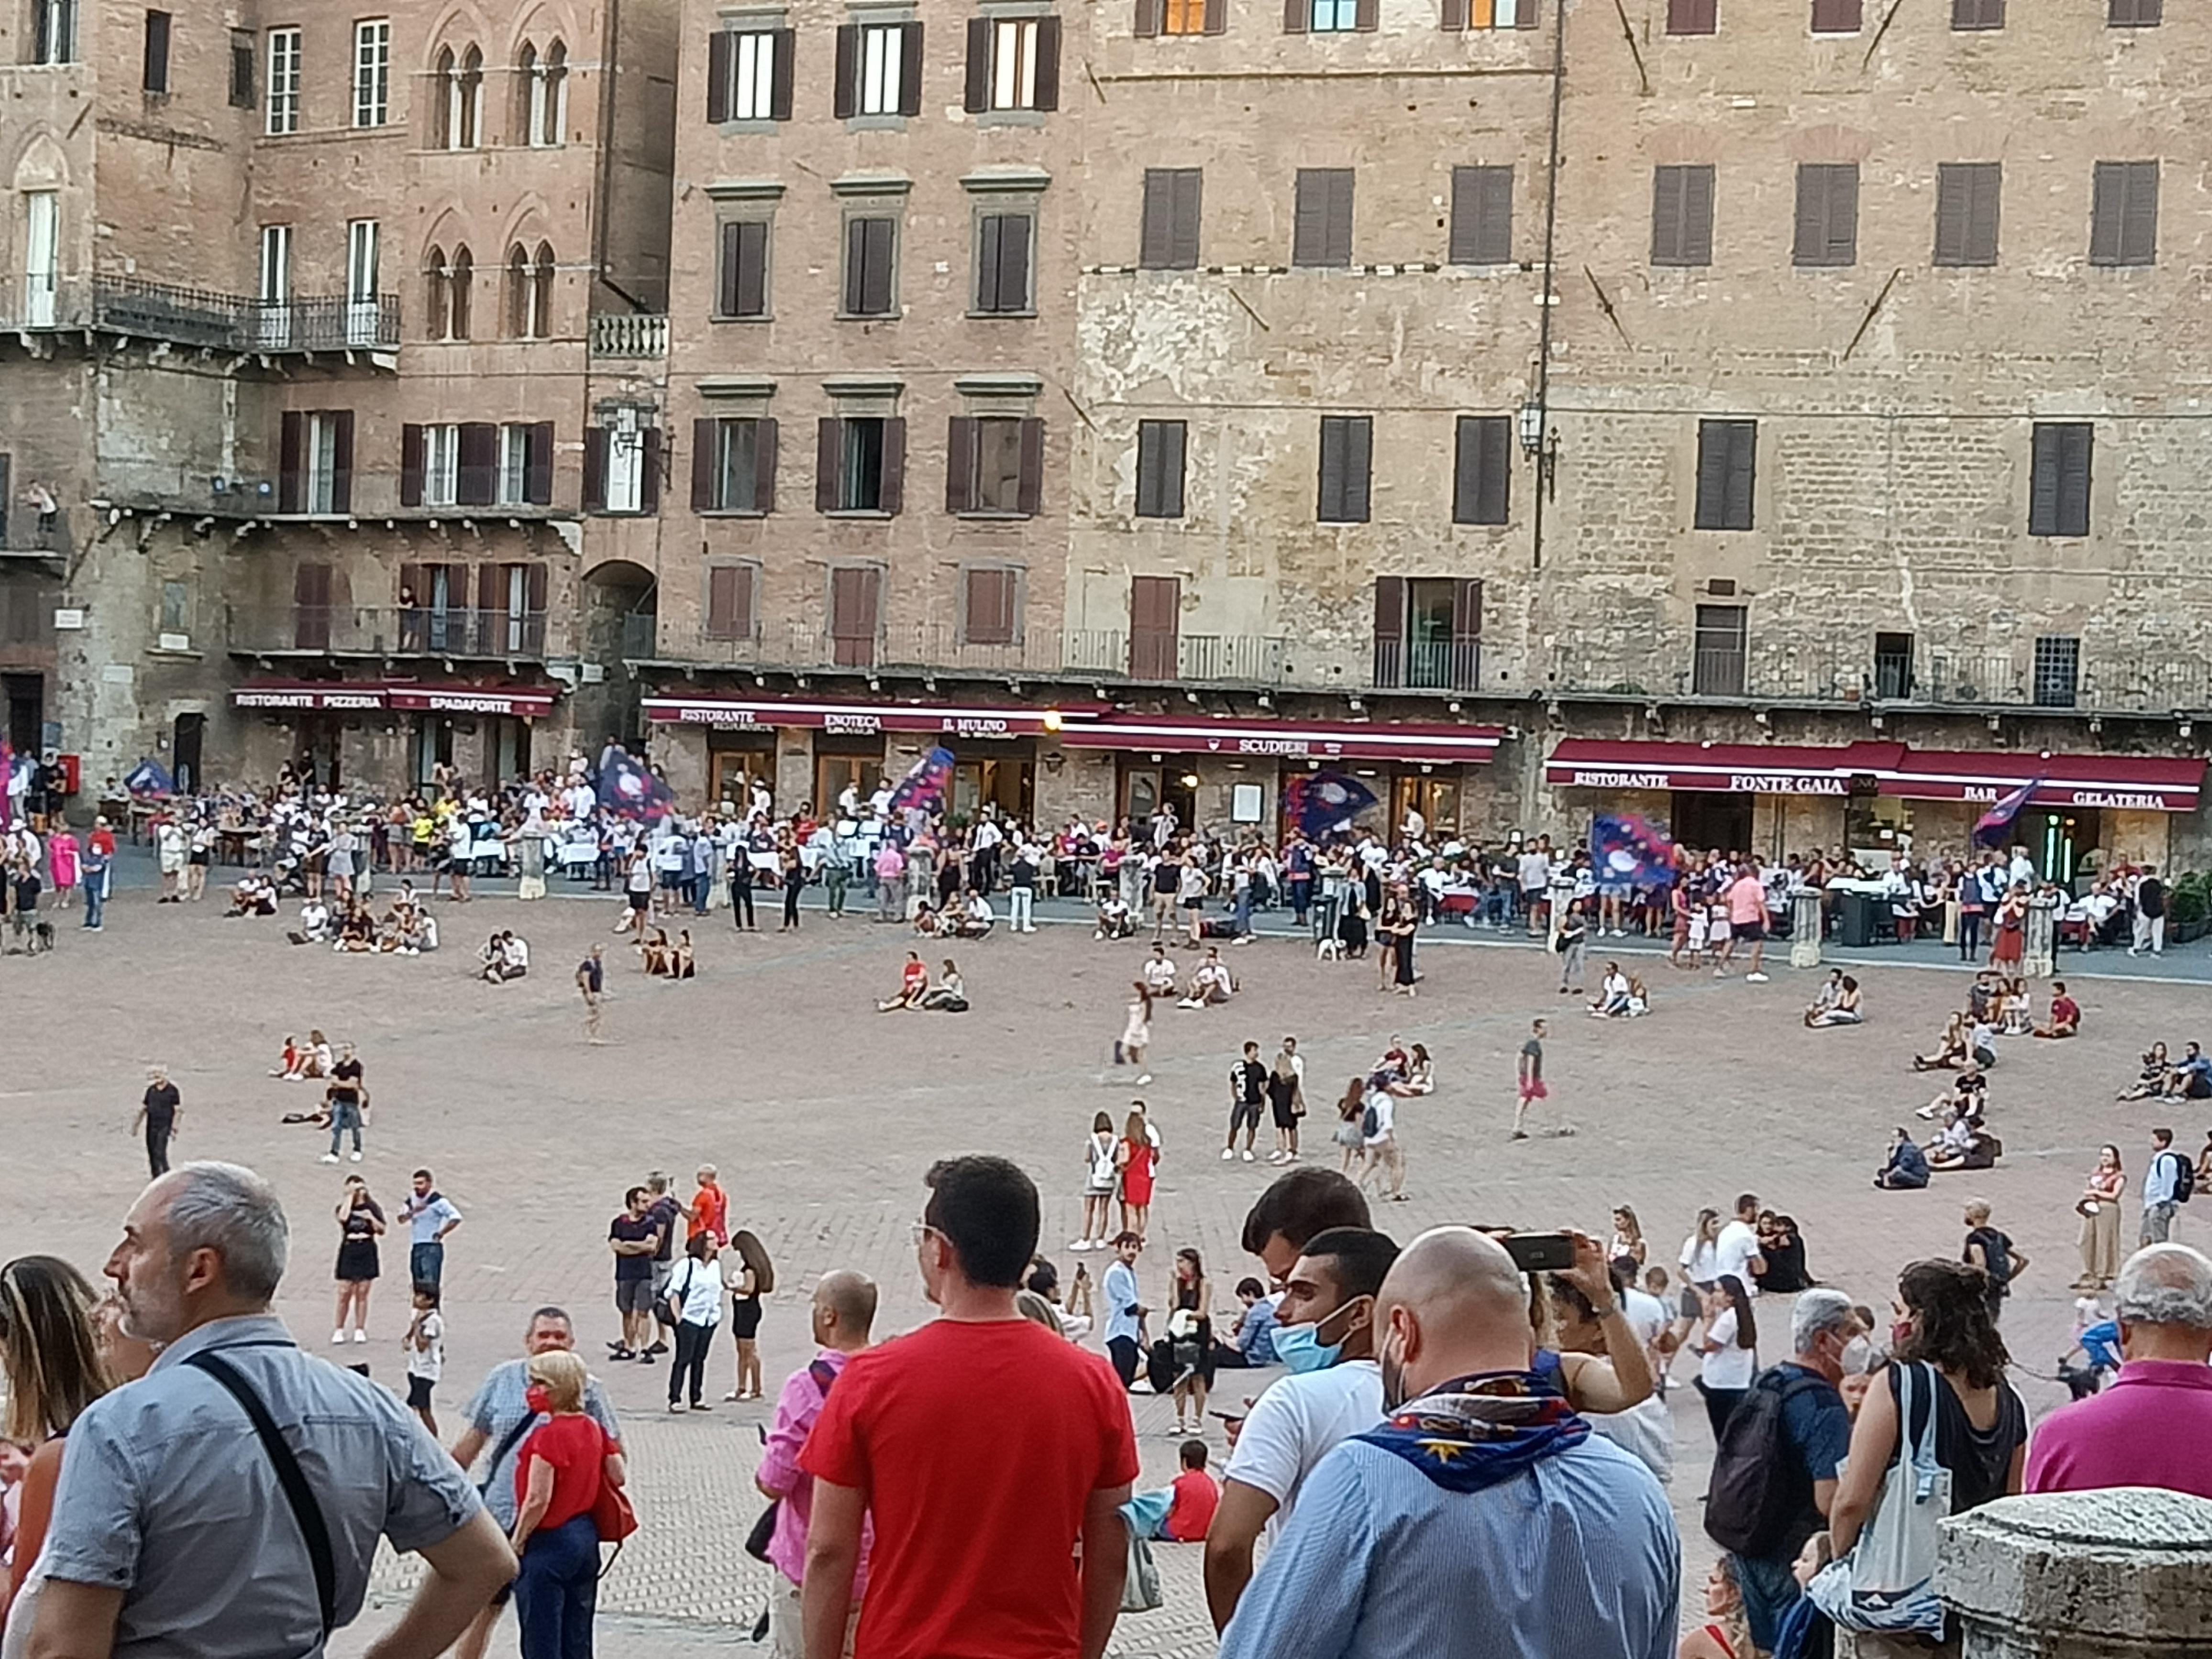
xmin=807 ymin=1358 xmax=841 ymax=1395
xmin=179 ymin=1349 xmax=337 ymax=1641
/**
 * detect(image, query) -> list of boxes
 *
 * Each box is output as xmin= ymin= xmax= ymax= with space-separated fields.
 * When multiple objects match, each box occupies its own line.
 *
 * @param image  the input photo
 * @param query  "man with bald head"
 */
xmin=757 ymin=1270 xmax=880 ymax=1657
xmin=1219 ymin=1227 xmax=1677 ymax=1659
xmin=2027 ymin=1243 xmax=2212 ymax=1498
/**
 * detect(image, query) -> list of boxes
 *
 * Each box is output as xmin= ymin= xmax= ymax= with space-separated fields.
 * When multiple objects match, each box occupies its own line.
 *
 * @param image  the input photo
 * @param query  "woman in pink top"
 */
xmin=45 ymin=830 xmax=77 ymax=906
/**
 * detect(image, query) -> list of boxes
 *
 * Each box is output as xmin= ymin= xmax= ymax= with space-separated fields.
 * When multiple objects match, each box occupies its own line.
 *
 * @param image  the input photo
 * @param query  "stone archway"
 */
xmin=576 ymin=558 xmax=654 ymax=748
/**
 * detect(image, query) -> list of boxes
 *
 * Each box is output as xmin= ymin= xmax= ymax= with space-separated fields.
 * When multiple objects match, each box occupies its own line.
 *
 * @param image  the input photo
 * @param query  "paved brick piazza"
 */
xmin=2 ymin=889 xmax=2200 ymax=1654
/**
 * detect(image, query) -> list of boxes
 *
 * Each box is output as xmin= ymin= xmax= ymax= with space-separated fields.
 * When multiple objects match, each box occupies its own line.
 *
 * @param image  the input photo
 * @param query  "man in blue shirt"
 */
xmin=1219 ymin=1227 xmax=1676 ymax=1659
xmin=399 ymin=1168 xmax=464 ymax=1289
xmin=2142 ymin=1127 xmax=2190 ymax=1245
xmin=1102 ymin=1232 xmax=1147 ymax=1388
xmin=1716 ymin=1288 xmax=1862 ymax=1651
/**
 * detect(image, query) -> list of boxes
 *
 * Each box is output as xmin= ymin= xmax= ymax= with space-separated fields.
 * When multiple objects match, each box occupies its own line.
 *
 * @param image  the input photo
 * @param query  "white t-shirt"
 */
xmin=1620 ymin=1287 xmax=1668 ymax=1351
xmin=1714 ymin=1218 xmax=1761 ymax=1295
xmin=1142 ymin=957 xmax=1177 ymax=994
xmin=1679 ymin=1234 xmax=1719 ymax=1283
xmin=1588 ymin=1394 xmax=1672 ymax=1486
xmin=503 ymin=937 xmax=531 ymax=970
xmin=407 ymin=1310 xmax=444 ymax=1382
xmin=1363 ymin=1093 xmax=1395 ymax=1147
xmin=1702 ymin=1309 xmax=1757 ymax=1389
xmin=1223 ymin=1359 xmax=1384 ymax=1539
xmin=668 ymin=1257 xmax=723 ymax=1326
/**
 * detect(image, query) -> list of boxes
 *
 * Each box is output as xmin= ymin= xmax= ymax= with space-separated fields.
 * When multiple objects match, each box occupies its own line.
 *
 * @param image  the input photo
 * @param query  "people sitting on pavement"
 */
xmin=2118 ymin=1043 xmax=2170 ymax=1101
xmin=1924 ymin=1101 xmax=2000 ymax=1172
xmin=1095 ymin=893 xmax=1134 ymax=939
xmin=920 ymin=959 xmax=969 ymax=1012
xmin=1141 ymin=945 xmax=1179 ymax=996
xmin=1803 ymin=974 xmax=1863 ymax=1028
xmin=2033 ymin=981 xmax=2080 ymax=1040
xmin=226 ymin=872 xmax=278 ymax=916
xmin=1211 ymin=1276 xmax=1279 ymax=1370
xmin=1874 ymin=1125 xmax=1931 ymax=1190
xmin=1590 ymin=962 xmax=1632 ymax=1018
xmin=1178 ymin=947 xmax=1236 ymax=1008
xmin=290 ymin=897 xmax=332 ymax=942
xmin=877 ymin=950 xmax=929 ymax=1011
xmin=1912 ymin=1011 xmax=1970 ymax=1072
xmin=954 ymin=888 xmax=996 ymax=939
xmin=1917 ymin=1062 xmax=1988 ymax=1122
xmin=1803 ymin=969 xmax=1845 ymax=1026
xmin=2163 ymin=1041 xmax=2212 ymax=1102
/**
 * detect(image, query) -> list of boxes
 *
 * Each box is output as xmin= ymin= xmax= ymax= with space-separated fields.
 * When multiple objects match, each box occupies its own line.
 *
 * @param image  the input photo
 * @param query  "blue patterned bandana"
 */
xmin=1356 ymin=1369 xmax=1591 ymax=1492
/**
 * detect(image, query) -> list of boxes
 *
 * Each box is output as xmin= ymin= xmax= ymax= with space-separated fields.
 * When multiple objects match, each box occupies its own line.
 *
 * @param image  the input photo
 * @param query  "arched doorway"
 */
xmin=578 ymin=559 xmax=655 ymax=750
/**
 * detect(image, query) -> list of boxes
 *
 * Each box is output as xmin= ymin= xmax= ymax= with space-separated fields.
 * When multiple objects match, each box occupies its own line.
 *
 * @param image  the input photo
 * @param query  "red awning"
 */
xmin=232 ymin=682 xmax=559 ymax=717
xmin=1059 ymin=718 xmax=1503 ymax=764
xmin=1879 ymin=751 xmax=2204 ymax=813
xmin=641 ymin=697 xmax=1106 ymax=738
xmin=1546 ymin=740 xmax=1903 ymax=796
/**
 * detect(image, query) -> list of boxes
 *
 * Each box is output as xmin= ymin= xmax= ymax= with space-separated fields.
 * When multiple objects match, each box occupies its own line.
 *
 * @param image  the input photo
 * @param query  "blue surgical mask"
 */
xmin=1273 ymin=1300 xmax=1358 ymax=1373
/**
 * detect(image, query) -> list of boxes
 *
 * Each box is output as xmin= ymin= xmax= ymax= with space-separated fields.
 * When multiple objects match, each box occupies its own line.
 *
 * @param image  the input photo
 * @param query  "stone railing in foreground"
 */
xmin=1836 ymin=1487 xmax=2212 ymax=1659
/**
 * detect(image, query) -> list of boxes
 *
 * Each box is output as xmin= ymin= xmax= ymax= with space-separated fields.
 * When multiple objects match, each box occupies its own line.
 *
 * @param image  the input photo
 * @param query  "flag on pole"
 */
xmin=595 ymin=745 xmax=673 ymax=820
xmin=124 ymin=758 xmax=176 ymax=797
xmin=886 ymin=746 xmax=955 ymax=818
xmin=1590 ymin=813 xmax=1677 ymax=892
xmin=1284 ymin=772 xmax=1379 ymax=840
xmin=1972 ymin=776 xmax=2043 ymax=847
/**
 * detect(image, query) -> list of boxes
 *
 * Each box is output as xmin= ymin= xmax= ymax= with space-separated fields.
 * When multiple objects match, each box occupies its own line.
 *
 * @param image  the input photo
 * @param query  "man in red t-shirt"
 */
xmin=688 ymin=1163 xmax=729 ymax=1245
xmin=801 ymin=1155 xmax=1139 ymax=1659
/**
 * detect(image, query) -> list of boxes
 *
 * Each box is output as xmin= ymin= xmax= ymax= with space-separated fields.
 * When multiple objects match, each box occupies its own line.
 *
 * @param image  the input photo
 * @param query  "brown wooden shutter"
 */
xmin=1811 ymin=0 xmax=1861 ymax=28
xmin=833 ymin=24 xmax=857 ymax=117
xmin=1370 ymin=575 xmax=1405 ymax=687
xmin=476 ymin=563 xmax=501 ymax=650
xmin=2057 ymin=427 xmax=2092 ymax=538
xmin=1515 ymin=0 xmax=1538 ymax=25
xmin=964 ymin=567 xmax=1016 ymax=645
xmin=816 ymin=419 xmax=840 ymax=512
xmin=457 ymin=421 xmax=497 ymax=505
xmin=878 ymin=418 xmax=906 ymax=514
xmin=525 ymin=422 xmax=553 ymax=504
xmin=1680 ymin=166 xmax=1715 ymax=264
xmin=718 ymin=222 xmax=743 ymax=316
xmin=739 ymin=222 xmax=768 ymax=315
xmin=1450 ymin=166 xmax=1513 ymax=264
xmin=2028 ymin=425 xmax=2061 ymax=534
xmin=1203 ymin=0 xmax=1228 ymax=31
xmin=693 ymin=418 xmax=719 ymax=510
xmin=1951 ymin=0 xmax=2003 ymax=25
xmin=1034 ymin=17 xmax=1060 ymax=108
xmin=708 ymin=565 xmax=742 ymax=638
xmin=1341 ymin=417 xmax=1371 ymax=521
xmin=1140 ymin=172 xmax=1172 ymax=268
xmin=830 ymin=566 xmax=880 ymax=665
xmin=707 ymin=30 xmax=731 ymax=121
xmin=294 ymin=560 xmax=332 ymax=650
xmin=1794 ymin=164 xmax=1856 ymax=265
xmin=329 ymin=411 xmax=354 ymax=512
xmin=1016 ymin=417 xmax=1044 ymax=515
xmin=144 ymin=9 xmax=170 ymax=91
xmin=1724 ymin=422 xmax=1756 ymax=528
xmin=1667 ymin=0 xmax=1717 ymax=31
xmin=945 ymin=416 xmax=977 ymax=512
xmin=1129 ymin=575 xmax=1180 ymax=679
xmin=964 ymin=17 xmax=991 ymax=112
xmin=2122 ymin=161 xmax=2158 ymax=264
xmin=400 ymin=423 xmax=425 ymax=506
xmin=279 ymin=411 xmax=303 ymax=512
xmin=1283 ymin=0 xmax=1307 ymax=33
xmin=582 ymin=426 xmax=607 ymax=509
xmin=770 ymin=28 xmax=795 ymax=118
xmin=753 ymin=419 xmax=778 ymax=513
xmin=526 ymin=561 xmax=547 ymax=615
xmin=639 ymin=427 xmax=662 ymax=514
xmin=897 ymin=23 xmax=923 ymax=116
xmin=1135 ymin=0 xmax=1164 ymax=36
xmin=1355 ymin=0 xmax=1379 ymax=27
xmin=1477 ymin=415 xmax=1511 ymax=523
xmin=1441 ymin=0 xmax=1466 ymax=28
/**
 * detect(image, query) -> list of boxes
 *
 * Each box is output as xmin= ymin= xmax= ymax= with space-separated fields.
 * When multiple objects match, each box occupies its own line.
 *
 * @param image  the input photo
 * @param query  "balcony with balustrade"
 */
xmin=588 ymin=313 xmax=668 ymax=358
xmin=228 ymin=605 xmax=562 ymax=662
xmin=4 ymin=278 xmax=400 ymax=354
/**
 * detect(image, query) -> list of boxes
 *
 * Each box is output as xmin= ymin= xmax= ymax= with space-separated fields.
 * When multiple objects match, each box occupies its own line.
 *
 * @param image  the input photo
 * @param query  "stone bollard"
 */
xmin=1936 ymin=1487 xmax=2212 ymax=1657
xmin=1790 ymin=887 xmax=1823 ymax=970
xmin=2021 ymin=895 xmax=2057 ymax=980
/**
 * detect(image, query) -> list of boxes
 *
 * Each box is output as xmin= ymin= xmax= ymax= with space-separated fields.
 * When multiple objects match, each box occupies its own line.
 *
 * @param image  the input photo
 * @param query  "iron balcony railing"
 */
xmin=228 ymin=605 xmax=558 ymax=659
xmin=4 ymin=278 xmax=399 ymax=352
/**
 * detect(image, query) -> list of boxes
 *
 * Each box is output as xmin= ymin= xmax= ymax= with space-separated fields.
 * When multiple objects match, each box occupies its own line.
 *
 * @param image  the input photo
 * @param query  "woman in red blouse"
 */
xmin=509 ymin=1349 xmax=625 ymax=1659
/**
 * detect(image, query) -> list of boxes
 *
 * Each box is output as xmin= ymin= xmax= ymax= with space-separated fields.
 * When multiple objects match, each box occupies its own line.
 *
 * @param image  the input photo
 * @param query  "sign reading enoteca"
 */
xmin=641 ymin=698 xmax=1106 ymax=738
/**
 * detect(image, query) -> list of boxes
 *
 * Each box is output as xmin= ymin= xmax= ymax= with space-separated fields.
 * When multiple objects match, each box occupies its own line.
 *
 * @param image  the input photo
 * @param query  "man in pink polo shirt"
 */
xmin=1715 ymin=862 xmax=1772 ymax=983
xmin=757 ymin=1269 xmax=878 ymax=1656
xmin=2025 ymin=1244 xmax=2212 ymax=1499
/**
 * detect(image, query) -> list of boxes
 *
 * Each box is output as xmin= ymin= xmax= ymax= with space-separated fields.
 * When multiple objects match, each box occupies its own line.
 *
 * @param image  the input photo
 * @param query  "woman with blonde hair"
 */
xmin=1610 ymin=1205 xmax=1648 ymax=1269
xmin=1118 ymin=1108 xmax=1157 ymax=1242
xmin=510 ymin=1348 xmax=626 ymax=1659
xmin=0 ymin=1258 xmax=125 ymax=1642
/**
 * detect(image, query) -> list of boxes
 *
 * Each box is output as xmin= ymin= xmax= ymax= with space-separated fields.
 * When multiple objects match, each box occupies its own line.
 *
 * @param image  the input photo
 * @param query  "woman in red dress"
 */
xmin=1989 ymin=884 xmax=2028 ymax=971
xmin=1117 ymin=1106 xmax=1156 ymax=1242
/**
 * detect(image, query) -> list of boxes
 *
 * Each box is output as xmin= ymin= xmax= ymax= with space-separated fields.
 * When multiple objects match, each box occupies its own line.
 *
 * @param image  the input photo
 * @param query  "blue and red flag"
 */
xmin=596 ymin=745 xmax=673 ymax=820
xmin=1284 ymin=772 xmax=1378 ymax=840
xmin=1972 ymin=776 xmax=2044 ymax=847
xmin=125 ymin=758 xmax=175 ymax=797
xmin=1590 ymin=813 xmax=1676 ymax=893
xmin=887 ymin=746 xmax=955 ymax=818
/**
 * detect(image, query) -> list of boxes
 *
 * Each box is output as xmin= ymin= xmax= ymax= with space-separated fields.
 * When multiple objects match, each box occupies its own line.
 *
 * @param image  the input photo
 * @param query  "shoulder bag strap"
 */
xmin=483 ymin=1404 xmax=540 ymax=1494
xmin=180 ymin=1349 xmax=337 ymax=1640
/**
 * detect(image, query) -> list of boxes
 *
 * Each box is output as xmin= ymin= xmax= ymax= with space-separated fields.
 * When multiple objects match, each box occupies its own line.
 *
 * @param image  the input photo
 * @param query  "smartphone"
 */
xmin=1503 ymin=1231 xmax=1575 ymax=1273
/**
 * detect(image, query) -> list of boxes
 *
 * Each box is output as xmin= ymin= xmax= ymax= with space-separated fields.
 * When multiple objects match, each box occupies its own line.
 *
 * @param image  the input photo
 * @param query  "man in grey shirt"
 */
xmin=445 ymin=1306 xmax=624 ymax=1659
xmin=27 ymin=1162 xmax=515 ymax=1659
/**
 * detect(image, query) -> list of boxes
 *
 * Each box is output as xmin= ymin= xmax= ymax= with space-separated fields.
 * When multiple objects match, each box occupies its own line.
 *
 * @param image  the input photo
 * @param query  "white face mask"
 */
xmin=1839 ymin=1334 xmax=1875 ymax=1375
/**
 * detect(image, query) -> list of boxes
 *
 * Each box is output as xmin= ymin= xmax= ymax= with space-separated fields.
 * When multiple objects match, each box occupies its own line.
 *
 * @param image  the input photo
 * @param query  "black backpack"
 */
xmin=2169 ymin=1150 xmax=2196 ymax=1205
xmin=1703 ymin=1367 xmax=1832 ymax=1559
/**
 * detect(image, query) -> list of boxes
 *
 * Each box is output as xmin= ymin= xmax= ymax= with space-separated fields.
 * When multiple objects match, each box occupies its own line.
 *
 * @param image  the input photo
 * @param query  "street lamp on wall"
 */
xmin=1518 ymin=399 xmax=1561 ymax=504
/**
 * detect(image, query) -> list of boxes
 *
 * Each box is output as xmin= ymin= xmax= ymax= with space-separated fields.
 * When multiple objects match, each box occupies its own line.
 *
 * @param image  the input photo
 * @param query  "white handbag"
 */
xmin=1804 ymin=1361 xmax=1952 ymax=1636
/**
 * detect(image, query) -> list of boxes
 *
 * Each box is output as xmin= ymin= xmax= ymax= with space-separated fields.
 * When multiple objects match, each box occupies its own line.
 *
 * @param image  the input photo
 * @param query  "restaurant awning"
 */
xmin=232 ymin=682 xmax=560 ymax=717
xmin=1058 ymin=718 xmax=1504 ymax=763
xmin=1546 ymin=740 xmax=1904 ymax=795
xmin=1878 ymin=751 xmax=2205 ymax=813
xmin=641 ymin=697 xmax=1106 ymax=738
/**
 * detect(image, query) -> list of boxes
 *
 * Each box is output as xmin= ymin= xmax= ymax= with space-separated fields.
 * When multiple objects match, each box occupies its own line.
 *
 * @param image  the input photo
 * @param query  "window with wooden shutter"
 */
xmin=1452 ymin=415 xmax=1511 ymax=525
xmin=400 ymin=423 xmax=425 ymax=507
xmin=1136 ymin=420 xmax=1187 ymax=518
xmin=1650 ymin=165 xmax=1716 ymax=266
xmin=1134 ymin=0 xmax=1164 ymax=35
xmin=718 ymin=220 xmax=769 ymax=318
xmin=1448 ymin=166 xmax=1514 ymax=265
xmin=965 ymin=417 xmax=1027 ymax=514
xmin=1810 ymin=0 xmax=1860 ymax=32
xmin=974 ymin=213 xmax=1033 ymax=314
xmin=707 ymin=29 xmax=731 ymax=120
xmin=706 ymin=564 xmax=756 ymax=641
xmin=1316 ymin=415 xmax=1372 ymax=524
xmin=2108 ymin=0 xmax=2161 ymax=25
xmin=293 ymin=561 xmax=332 ymax=651
xmin=278 ymin=411 xmax=304 ymax=512
xmin=1293 ymin=168 xmax=1354 ymax=268
xmin=962 ymin=567 xmax=1018 ymax=646
xmin=829 ymin=565 xmax=881 ymax=666
xmin=1140 ymin=169 xmax=1202 ymax=269
xmin=1128 ymin=575 xmax=1180 ymax=680
xmin=525 ymin=422 xmax=554 ymax=504
xmin=1792 ymin=163 xmax=1858 ymax=267
xmin=843 ymin=217 xmax=897 ymax=315
xmin=1693 ymin=419 xmax=1757 ymax=531
xmin=1951 ymin=0 xmax=2002 ymax=28
xmin=2089 ymin=161 xmax=2158 ymax=266
xmin=2029 ymin=422 xmax=2093 ymax=538
xmin=328 ymin=411 xmax=354 ymax=513
xmin=1666 ymin=0 xmax=1716 ymax=33
xmin=456 ymin=421 xmax=498 ymax=506
xmin=1932 ymin=163 xmax=2001 ymax=267
xmin=1371 ymin=577 xmax=1406 ymax=686
xmin=144 ymin=10 xmax=170 ymax=92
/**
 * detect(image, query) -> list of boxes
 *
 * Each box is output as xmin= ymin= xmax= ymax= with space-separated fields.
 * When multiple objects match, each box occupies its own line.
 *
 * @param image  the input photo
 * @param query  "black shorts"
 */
xmin=628 ymin=890 xmax=651 ymax=911
xmin=615 ymin=1278 xmax=657 ymax=1315
xmin=1229 ymin=1099 xmax=1263 ymax=1134
xmin=1183 ymin=896 xmax=1204 ymax=911
xmin=1734 ymin=918 xmax=1766 ymax=942
xmin=406 ymin=1374 xmax=435 ymax=1409
xmin=188 ymin=851 xmax=210 ymax=866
